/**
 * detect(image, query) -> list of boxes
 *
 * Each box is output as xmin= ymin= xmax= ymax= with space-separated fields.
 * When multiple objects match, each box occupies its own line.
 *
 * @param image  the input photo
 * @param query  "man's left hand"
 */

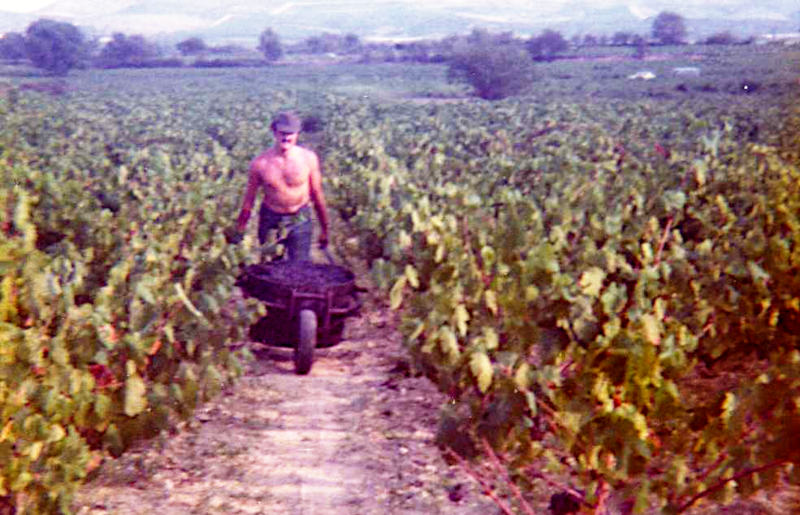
xmin=224 ymin=227 xmax=243 ymax=244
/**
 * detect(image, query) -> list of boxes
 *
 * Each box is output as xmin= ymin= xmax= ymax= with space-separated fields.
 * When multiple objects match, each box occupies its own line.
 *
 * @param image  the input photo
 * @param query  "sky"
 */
xmin=0 ymin=0 xmax=797 ymax=15
xmin=1 ymin=0 xmax=51 ymax=12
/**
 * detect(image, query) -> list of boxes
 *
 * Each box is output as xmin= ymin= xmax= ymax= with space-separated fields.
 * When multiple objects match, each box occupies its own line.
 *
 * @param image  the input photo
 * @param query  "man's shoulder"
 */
xmin=251 ymin=149 xmax=276 ymax=165
xmin=297 ymin=145 xmax=318 ymax=157
xmin=250 ymin=155 xmax=267 ymax=170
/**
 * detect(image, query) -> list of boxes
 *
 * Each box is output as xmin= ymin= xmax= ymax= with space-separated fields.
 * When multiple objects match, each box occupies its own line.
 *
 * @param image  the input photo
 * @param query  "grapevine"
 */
xmin=324 ymin=95 xmax=800 ymax=512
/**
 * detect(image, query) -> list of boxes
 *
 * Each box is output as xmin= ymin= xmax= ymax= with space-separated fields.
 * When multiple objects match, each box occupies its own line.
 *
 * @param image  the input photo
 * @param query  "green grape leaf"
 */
xmin=103 ymin=424 xmax=124 ymax=457
xmin=579 ymin=267 xmax=606 ymax=298
xmin=454 ymin=304 xmax=469 ymax=336
xmin=94 ymin=394 xmax=112 ymax=421
xmin=693 ymin=160 xmax=707 ymax=186
xmin=398 ymin=229 xmax=412 ymax=250
xmin=485 ymin=290 xmax=498 ymax=315
xmin=514 ymin=362 xmax=530 ymax=390
xmin=469 ymin=351 xmax=493 ymax=393
xmin=663 ymin=190 xmax=687 ymax=212
xmin=10 ymin=471 xmax=33 ymax=492
xmin=409 ymin=321 xmax=425 ymax=341
xmin=600 ymin=282 xmax=627 ymax=315
xmin=434 ymin=244 xmax=445 ymax=263
xmin=525 ymin=391 xmax=538 ymax=417
xmin=124 ymin=374 xmax=148 ymax=417
xmin=747 ymin=261 xmax=769 ymax=284
xmin=204 ymin=364 xmax=222 ymax=400
xmin=439 ymin=326 xmax=460 ymax=364
xmin=135 ymin=281 xmax=156 ymax=305
xmin=405 ymin=264 xmax=419 ymax=288
xmin=721 ymin=392 xmax=736 ymax=428
xmin=641 ymin=314 xmax=661 ymax=346
xmin=46 ymin=423 xmax=66 ymax=443
xmin=390 ymin=276 xmax=407 ymax=310
xmin=482 ymin=326 xmax=499 ymax=350
xmin=25 ymin=441 xmax=43 ymax=460
xmin=481 ymin=246 xmax=495 ymax=268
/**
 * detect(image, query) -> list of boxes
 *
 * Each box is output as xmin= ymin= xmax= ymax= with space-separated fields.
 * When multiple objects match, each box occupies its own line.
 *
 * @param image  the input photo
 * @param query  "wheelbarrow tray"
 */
xmin=236 ymin=261 xmax=362 ymax=347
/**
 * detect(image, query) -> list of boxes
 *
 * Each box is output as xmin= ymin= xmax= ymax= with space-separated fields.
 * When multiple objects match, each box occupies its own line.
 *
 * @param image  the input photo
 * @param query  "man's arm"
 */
xmin=236 ymin=161 xmax=262 ymax=233
xmin=308 ymin=152 xmax=329 ymax=247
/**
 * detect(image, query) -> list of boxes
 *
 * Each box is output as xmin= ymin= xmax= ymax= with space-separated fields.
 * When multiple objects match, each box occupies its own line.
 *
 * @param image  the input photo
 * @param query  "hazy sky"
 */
xmin=0 ymin=0 xmax=50 ymax=12
xmin=0 ymin=0 xmax=797 ymax=15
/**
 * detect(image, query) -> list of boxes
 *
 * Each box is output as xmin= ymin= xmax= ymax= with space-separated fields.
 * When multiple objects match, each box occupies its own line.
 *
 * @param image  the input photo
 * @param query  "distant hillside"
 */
xmin=1 ymin=2 xmax=798 ymax=47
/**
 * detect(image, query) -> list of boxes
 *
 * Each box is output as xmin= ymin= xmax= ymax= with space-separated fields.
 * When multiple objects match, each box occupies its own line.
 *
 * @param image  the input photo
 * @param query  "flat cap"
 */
xmin=271 ymin=111 xmax=302 ymax=133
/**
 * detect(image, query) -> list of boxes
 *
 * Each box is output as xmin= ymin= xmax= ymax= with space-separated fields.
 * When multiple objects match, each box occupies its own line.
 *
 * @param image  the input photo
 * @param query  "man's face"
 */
xmin=275 ymin=130 xmax=298 ymax=152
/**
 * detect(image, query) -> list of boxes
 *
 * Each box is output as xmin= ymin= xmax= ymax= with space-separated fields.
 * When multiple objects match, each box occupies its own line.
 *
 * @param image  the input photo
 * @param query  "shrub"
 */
xmin=447 ymin=42 xmax=534 ymax=100
xmin=704 ymin=31 xmax=737 ymax=45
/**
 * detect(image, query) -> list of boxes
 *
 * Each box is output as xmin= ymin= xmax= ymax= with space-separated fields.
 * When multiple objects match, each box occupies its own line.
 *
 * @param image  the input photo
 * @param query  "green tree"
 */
xmin=258 ymin=28 xmax=282 ymax=62
xmin=96 ymin=33 xmax=158 ymax=67
xmin=526 ymin=29 xmax=569 ymax=62
xmin=24 ymin=19 xmax=87 ymax=75
xmin=0 ymin=32 xmax=27 ymax=61
xmin=176 ymin=37 xmax=207 ymax=56
xmin=343 ymin=33 xmax=361 ymax=53
xmin=447 ymin=40 xmax=534 ymax=100
xmin=632 ymin=35 xmax=648 ymax=59
xmin=652 ymin=11 xmax=687 ymax=45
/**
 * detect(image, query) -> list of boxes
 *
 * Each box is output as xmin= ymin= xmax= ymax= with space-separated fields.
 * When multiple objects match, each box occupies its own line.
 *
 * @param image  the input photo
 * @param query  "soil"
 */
xmin=71 ymin=260 xmax=501 ymax=515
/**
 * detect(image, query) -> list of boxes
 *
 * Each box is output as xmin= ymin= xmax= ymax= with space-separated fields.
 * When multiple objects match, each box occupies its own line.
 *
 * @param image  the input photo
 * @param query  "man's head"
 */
xmin=271 ymin=111 xmax=302 ymax=153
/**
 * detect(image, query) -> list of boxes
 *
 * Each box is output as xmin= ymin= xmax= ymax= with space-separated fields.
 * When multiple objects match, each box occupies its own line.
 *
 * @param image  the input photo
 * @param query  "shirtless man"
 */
xmin=234 ymin=111 xmax=329 ymax=261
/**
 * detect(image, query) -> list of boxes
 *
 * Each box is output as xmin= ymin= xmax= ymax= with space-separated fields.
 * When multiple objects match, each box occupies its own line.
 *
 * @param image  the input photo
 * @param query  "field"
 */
xmin=1 ymin=43 xmax=799 ymax=513
xmin=3 ymin=43 xmax=797 ymax=100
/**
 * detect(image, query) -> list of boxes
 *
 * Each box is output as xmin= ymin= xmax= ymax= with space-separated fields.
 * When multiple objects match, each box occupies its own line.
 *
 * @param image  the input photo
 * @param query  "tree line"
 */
xmin=0 ymin=12 xmax=756 ymax=99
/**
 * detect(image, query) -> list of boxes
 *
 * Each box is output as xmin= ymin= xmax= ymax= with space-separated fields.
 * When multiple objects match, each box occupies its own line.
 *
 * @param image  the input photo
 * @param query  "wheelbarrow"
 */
xmin=235 ymin=258 xmax=363 ymax=374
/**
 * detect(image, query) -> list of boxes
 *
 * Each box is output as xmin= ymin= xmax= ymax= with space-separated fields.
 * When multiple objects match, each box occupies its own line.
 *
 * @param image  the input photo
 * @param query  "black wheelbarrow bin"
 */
xmin=235 ymin=260 xmax=364 ymax=374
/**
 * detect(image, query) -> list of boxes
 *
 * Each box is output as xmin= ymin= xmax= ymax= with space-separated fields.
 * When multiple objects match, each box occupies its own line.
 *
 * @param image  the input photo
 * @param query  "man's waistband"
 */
xmin=259 ymin=203 xmax=311 ymax=223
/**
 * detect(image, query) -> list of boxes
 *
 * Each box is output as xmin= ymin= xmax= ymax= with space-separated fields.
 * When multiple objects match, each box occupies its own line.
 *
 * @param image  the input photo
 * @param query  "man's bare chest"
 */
xmin=263 ymin=158 xmax=308 ymax=188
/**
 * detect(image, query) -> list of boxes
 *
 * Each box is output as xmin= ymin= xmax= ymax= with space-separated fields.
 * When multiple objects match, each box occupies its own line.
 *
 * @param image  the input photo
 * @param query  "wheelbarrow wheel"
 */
xmin=294 ymin=309 xmax=317 ymax=375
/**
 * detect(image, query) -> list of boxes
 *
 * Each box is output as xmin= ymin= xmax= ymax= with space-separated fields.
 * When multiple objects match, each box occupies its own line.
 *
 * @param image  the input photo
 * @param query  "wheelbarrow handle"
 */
xmin=322 ymin=246 xmax=336 ymax=265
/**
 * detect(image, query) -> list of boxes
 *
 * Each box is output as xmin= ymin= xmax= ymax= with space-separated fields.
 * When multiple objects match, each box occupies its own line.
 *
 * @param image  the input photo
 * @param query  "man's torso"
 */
xmin=254 ymin=147 xmax=314 ymax=214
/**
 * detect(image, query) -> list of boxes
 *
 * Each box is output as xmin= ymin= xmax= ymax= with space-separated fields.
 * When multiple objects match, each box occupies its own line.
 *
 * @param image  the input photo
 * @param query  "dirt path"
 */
xmin=72 ymin=292 xmax=498 ymax=515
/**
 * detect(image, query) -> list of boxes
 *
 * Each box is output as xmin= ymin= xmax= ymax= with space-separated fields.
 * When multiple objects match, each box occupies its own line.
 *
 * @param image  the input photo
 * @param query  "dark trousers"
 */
xmin=257 ymin=203 xmax=312 ymax=261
